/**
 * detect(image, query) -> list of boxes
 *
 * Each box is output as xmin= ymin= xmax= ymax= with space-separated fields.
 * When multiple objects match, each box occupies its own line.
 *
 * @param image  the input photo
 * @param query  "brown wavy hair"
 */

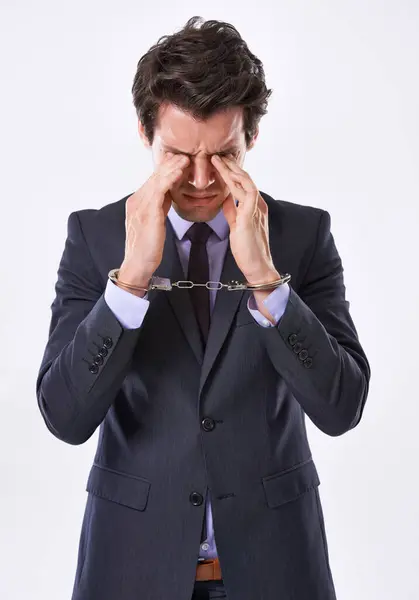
xmin=131 ymin=16 xmax=273 ymax=148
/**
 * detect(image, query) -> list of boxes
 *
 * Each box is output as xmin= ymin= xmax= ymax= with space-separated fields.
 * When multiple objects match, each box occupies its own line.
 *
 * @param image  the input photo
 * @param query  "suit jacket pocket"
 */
xmin=86 ymin=463 xmax=151 ymax=511
xmin=262 ymin=457 xmax=320 ymax=508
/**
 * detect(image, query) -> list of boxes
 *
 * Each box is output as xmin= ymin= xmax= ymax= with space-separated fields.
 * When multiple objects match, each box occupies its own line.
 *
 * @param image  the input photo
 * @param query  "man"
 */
xmin=36 ymin=16 xmax=370 ymax=600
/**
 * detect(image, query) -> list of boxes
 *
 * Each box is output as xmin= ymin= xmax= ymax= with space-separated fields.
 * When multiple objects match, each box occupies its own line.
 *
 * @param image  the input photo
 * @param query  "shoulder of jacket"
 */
xmin=70 ymin=192 xmax=132 ymax=229
xmin=260 ymin=190 xmax=326 ymax=223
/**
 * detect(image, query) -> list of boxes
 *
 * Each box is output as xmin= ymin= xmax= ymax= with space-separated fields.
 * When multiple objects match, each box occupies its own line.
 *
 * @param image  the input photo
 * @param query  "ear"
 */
xmin=138 ymin=120 xmax=151 ymax=149
xmin=247 ymin=127 xmax=259 ymax=151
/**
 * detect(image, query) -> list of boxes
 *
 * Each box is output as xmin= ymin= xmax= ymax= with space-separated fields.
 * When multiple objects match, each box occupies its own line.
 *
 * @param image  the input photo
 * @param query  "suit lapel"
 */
xmin=147 ymin=219 xmax=205 ymax=365
xmin=147 ymin=218 xmax=246 ymax=384
xmin=145 ymin=195 xmax=281 ymax=396
xmin=198 ymin=244 xmax=245 ymax=396
xmin=199 ymin=193 xmax=285 ymax=395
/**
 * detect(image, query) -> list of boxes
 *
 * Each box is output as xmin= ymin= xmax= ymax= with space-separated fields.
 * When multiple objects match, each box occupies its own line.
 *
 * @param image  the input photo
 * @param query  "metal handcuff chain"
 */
xmin=108 ymin=268 xmax=291 ymax=293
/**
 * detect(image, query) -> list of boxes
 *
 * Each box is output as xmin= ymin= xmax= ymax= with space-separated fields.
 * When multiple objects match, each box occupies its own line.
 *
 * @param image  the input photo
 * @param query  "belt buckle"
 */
xmin=197 ymin=558 xmax=211 ymax=564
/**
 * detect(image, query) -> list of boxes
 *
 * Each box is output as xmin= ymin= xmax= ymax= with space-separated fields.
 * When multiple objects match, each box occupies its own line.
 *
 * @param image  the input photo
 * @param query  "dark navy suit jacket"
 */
xmin=36 ymin=191 xmax=370 ymax=600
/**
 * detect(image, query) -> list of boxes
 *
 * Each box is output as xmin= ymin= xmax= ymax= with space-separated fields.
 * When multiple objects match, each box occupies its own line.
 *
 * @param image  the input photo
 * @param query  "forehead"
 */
xmin=154 ymin=103 xmax=245 ymax=154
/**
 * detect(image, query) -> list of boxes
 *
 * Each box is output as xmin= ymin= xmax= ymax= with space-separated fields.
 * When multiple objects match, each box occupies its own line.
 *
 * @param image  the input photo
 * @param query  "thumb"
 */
xmin=163 ymin=191 xmax=173 ymax=218
xmin=222 ymin=193 xmax=237 ymax=228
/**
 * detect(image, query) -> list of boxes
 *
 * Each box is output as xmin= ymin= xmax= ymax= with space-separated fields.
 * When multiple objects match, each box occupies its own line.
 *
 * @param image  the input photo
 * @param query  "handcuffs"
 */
xmin=108 ymin=268 xmax=291 ymax=293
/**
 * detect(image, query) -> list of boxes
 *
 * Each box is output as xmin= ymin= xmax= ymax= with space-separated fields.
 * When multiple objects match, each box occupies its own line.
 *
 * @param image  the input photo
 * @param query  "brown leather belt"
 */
xmin=196 ymin=557 xmax=222 ymax=581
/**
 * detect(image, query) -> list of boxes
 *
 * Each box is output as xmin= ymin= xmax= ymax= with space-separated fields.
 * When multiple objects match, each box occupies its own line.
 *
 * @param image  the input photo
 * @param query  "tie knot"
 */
xmin=185 ymin=222 xmax=213 ymax=244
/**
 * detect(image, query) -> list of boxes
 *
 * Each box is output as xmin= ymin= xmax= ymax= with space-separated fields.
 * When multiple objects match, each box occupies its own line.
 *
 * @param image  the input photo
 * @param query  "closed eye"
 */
xmin=166 ymin=151 xmax=233 ymax=158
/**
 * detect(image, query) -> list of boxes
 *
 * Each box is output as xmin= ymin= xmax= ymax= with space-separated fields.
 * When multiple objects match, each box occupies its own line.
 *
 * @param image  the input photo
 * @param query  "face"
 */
xmin=138 ymin=102 xmax=257 ymax=222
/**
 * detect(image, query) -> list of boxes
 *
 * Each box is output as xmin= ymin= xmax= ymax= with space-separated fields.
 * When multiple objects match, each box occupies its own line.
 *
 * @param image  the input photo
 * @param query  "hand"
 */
xmin=118 ymin=152 xmax=190 ymax=296
xmin=211 ymin=154 xmax=279 ymax=284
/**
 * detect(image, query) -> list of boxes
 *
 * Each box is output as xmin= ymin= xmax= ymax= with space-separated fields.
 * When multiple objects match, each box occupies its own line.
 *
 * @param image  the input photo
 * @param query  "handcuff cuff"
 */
xmin=108 ymin=268 xmax=291 ymax=293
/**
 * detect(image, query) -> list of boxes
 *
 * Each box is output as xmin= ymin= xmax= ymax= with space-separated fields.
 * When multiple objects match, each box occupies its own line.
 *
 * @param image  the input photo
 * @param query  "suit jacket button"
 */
xmin=298 ymin=349 xmax=309 ymax=361
xmin=303 ymin=357 xmax=313 ymax=368
xmin=288 ymin=333 xmax=298 ymax=346
xmin=89 ymin=364 xmax=99 ymax=374
xmin=103 ymin=337 xmax=113 ymax=349
xmin=293 ymin=342 xmax=303 ymax=353
xmin=201 ymin=417 xmax=215 ymax=432
xmin=190 ymin=492 xmax=204 ymax=506
xmin=93 ymin=355 xmax=104 ymax=366
xmin=99 ymin=347 xmax=108 ymax=358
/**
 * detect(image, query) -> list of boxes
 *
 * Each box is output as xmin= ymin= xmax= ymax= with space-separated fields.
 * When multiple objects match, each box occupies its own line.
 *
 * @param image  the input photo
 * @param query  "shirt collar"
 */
xmin=167 ymin=203 xmax=230 ymax=241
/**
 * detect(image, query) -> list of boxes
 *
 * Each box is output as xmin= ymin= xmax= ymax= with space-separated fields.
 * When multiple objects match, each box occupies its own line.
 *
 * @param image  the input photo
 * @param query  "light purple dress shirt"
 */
xmin=104 ymin=204 xmax=290 ymax=559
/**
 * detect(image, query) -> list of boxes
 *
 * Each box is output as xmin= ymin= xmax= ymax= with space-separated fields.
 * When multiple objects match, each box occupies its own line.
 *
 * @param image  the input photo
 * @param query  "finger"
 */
xmin=159 ymin=154 xmax=189 ymax=177
xmin=218 ymin=154 xmax=245 ymax=176
xmin=163 ymin=153 xmax=189 ymax=167
xmin=211 ymin=155 xmax=236 ymax=189
xmin=216 ymin=156 xmax=258 ymax=204
xmin=212 ymin=156 xmax=258 ymax=220
xmin=162 ymin=150 xmax=182 ymax=161
xmin=213 ymin=161 xmax=253 ymax=202
xmin=220 ymin=158 xmax=255 ymax=195
xmin=212 ymin=155 xmax=252 ymax=191
xmin=211 ymin=154 xmax=232 ymax=176
xmin=214 ymin=169 xmax=246 ymax=208
xmin=147 ymin=157 xmax=188 ymax=207
xmin=159 ymin=164 xmax=186 ymax=193
xmin=212 ymin=154 xmax=245 ymax=178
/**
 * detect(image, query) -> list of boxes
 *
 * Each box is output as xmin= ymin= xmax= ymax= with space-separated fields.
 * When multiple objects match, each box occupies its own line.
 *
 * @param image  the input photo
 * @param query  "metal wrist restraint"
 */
xmin=108 ymin=268 xmax=291 ymax=293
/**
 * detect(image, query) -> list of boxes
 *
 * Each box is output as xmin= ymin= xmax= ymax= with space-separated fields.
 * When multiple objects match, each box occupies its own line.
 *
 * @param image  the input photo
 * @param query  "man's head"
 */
xmin=131 ymin=16 xmax=272 ymax=222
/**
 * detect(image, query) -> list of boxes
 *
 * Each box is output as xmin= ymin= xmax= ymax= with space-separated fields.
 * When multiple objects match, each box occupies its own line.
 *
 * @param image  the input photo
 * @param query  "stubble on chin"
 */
xmin=171 ymin=199 xmax=224 ymax=223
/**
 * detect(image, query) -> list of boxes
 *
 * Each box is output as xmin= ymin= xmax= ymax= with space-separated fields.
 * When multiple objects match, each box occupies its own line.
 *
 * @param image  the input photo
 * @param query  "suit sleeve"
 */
xmin=257 ymin=209 xmax=371 ymax=437
xmin=36 ymin=211 xmax=145 ymax=445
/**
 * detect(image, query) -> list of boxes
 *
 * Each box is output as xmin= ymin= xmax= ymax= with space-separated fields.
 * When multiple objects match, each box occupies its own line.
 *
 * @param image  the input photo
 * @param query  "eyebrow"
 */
xmin=162 ymin=144 xmax=240 ymax=156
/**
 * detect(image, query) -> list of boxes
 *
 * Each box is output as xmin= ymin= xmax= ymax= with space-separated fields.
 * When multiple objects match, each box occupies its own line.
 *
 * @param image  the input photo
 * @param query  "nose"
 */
xmin=187 ymin=157 xmax=216 ymax=190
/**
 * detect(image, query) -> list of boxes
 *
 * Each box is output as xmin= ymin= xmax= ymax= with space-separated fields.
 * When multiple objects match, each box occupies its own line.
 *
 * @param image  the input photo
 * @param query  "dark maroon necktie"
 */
xmin=186 ymin=222 xmax=213 ymax=544
xmin=185 ymin=222 xmax=213 ymax=348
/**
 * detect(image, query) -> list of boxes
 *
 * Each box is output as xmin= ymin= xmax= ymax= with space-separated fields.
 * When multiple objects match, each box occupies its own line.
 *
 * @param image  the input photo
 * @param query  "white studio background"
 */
xmin=1 ymin=1 xmax=418 ymax=599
